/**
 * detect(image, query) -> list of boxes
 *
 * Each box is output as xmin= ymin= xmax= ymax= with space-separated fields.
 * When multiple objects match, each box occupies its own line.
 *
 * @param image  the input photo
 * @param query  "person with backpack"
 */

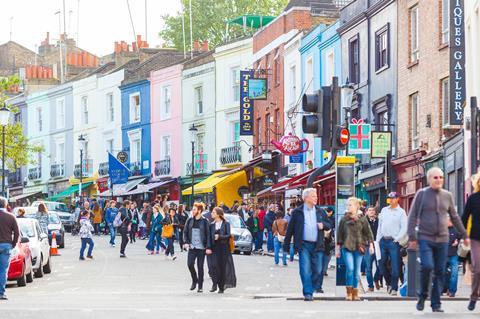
xmin=146 ymin=205 xmax=165 ymax=254
xmin=105 ymin=200 xmax=119 ymax=247
xmin=118 ymin=200 xmax=132 ymax=258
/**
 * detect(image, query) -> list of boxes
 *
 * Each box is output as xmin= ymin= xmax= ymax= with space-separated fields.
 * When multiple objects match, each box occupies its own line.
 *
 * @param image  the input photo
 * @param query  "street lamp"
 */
xmin=341 ymin=79 xmax=355 ymax=126
xmin=189 ymin=123 xmax=198 ymax=207
xmin=0 ymin=104 xmax=10 ymax=197
xmin=78 ymin=134 xmax=86 ymax=203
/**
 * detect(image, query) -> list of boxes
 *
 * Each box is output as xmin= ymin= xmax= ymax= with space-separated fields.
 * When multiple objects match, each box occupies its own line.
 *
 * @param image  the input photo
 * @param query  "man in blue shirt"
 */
xmin=105 ymin=200 xmax=119 ymax=247
xmin=284 ymin=188 xmax=331 ymax=301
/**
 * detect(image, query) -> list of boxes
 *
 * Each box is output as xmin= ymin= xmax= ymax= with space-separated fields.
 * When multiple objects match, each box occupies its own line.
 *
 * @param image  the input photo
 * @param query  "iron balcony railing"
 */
xmin=129 ymin=162 xmax=142 ymax=176
xmin=28 ymin=167 xmax=42 ymax=180
xmin=98 ymin=162 xmax=109 ymax=176
xmin=50 ymin=163 xmax=65 ymax=178
xmin=155 ymin=158 xmax=171 ymax=176
xmin=220 ymin=142 xmax=241 ymax=165
xmin=8 ymin=170 xmax=22 ymax=185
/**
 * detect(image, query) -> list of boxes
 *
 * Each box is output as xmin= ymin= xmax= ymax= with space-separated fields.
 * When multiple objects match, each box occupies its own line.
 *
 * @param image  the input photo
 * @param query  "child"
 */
xmin=79 ymin=210 xmax=95 ymax=260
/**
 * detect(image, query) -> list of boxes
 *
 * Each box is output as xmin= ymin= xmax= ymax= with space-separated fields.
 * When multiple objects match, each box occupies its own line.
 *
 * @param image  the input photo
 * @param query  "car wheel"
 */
xmin=43 ymin=256 xmax=52 ymax=274
xmin=244 ymin=251 xmax=252 ymax=255
xmin=34 ymin=256 xmax=44 ymax=278
xmin=17 ymin=264 xmax=27 ymax=287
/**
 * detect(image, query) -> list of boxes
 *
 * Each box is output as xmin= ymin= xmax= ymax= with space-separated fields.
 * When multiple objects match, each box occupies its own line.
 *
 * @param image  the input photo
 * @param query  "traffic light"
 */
xmin=332 ymin=125 xmax=350 ymax=150
xmin=302 ymin=89 xmax=323 ymax=136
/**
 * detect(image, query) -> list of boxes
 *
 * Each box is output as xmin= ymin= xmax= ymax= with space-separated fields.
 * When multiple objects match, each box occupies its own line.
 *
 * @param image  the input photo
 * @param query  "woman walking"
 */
xmin=272 ymin=211 xmax=288 ymax=266
xmin=146 ymin=205 xmax=165 ymax=254
xmin=36 ymin=202 xmax=49 ymax=235
xmin=119 ymin=200 xmax=132 ymax=258
xmin=130 ymin=202 xmax=140 ymax=243
xmin=463 ymin=173 xmax=480 ymax=311
xmin=79 ymin=210 xmax=94 ymax=260
xmin=336 ymin=197 xmax=374 ymax=301
xmin=210 ymin=207 xmax=237 ymax=293
xmin=177 ymin=204 xmax=188 ymax=252
xmin=162 ymin=208 xmax=178 ymax=260
xmin=92 ymin=202 xmax=102 ymax=235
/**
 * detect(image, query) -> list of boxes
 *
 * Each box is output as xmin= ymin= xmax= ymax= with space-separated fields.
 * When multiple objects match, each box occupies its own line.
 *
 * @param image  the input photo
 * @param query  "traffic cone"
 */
xmin=50 ymin=231 xmax=60 ymax=256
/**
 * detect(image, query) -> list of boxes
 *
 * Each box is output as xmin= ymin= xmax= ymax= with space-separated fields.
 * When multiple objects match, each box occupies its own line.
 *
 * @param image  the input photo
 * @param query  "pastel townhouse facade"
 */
xmin=213 ymin=37 xmax=253 ymax=170
xmin=181 ymin=52 xmax=216 ymax=181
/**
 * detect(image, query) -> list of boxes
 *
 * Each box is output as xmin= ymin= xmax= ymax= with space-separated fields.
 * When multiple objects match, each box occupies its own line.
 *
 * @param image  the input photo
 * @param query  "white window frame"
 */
xmin=411 ymin=93 xmax=419 ymax=150
xmin=55 ymin=138 xmax=65 ymax=164
xmin=37 ymin=108 xmax=42 ymax=132
xmin=410 ymin=6 xmax=419 ymax=62
xmin=289 ymin=64 xmax=296 ymax=106
xmin=231 ymin=67 xmax=240 ymax=103
xmin=441 ymin=0 xmax=449 ymax=45
xmin=127 ymin=129 xmax=141 ymax=163
xmin=129 ymin=93 xmax=141 ymax=124
xmin=305 ymin=56 xmax=314 ymax=94
xmin=195 ymin=86 xmax=203 ymax=115
xmin=81 ymin=96 xmax=89 ymax=125
xmin=106 ymin=93 xmax=114 ymax=123
xmin=56 ymin=98 xmax=65 ymax=129
xmin=441 ymin=78 xmax=450 ymax=127
xmin=325 ymin=49 xmax=335 ymax=86
xmin=106 ymin=138 xmax=114 ymax=154
xmin=161 ymin=135 xmax=171 ymax=159
xmin=161 ymin=86 xmax=172 ymax=120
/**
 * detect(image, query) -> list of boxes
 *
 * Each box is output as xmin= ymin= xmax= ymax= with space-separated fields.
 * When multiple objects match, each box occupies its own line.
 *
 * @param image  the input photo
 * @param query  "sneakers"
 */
xmin=0 ymin=294 xmax=7 ymax=300
xmin=79 ymin=256 xmax=85 ymax=261
xmin=155 ymin=251 xmax=160 ymax=255
xmin=304 ymin=295 xmax=313 ymax=301
xmin=172 ymin=255 xmax=177 ymax=261
xmin=468 ymin=300 xmax=476 ymax=311
xmin=368 ymin=287 xmax=374 ymax=292
xmin=86 ymin=256 xmax=94 ymax=260
xmin=120 ymin=254 xmax=126 ymax=258
xmin=390 ymin=290 xmax=398 ymax=296
xmin=432 ymin=308 xmax=444 ymax=313
xmin=416 ymin=297 xmax=425 ymax=311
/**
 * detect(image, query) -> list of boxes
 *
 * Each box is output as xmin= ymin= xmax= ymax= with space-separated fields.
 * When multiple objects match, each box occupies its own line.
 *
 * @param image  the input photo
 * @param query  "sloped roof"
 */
xmin=284 ymin=0 xmax=341 ymax=14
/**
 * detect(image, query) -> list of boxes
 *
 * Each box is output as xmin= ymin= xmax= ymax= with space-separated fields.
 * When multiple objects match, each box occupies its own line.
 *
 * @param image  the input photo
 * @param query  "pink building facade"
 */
xmin=150 ymin=63 xmax=184 ymax=199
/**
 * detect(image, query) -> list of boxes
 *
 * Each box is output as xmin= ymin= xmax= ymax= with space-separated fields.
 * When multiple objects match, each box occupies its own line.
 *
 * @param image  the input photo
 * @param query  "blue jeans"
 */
xmin=418 ymin=240 xmax=448 ymax=310
xmin=342 ymin=248 xmax=363 ymax=288
xmin=254 ymin=231 xmax=263 ymax=251
xmin=299 ymin=241 xmax=324 ymax=297
xmin=0 ymin=243 xmax=12 ymax=296
xmin=364 ymin=248 xmax=381 ymax=288
xmin=146 ymin=232 xmax=164 ymax=251
xmin=445 ymin=255 xmax=459 ymax=294
xmin=378 ymin=238 xmax=401 ymax=290
xmin=80 ymin=238 xmax=94 ymax=258
xmin=274 ymin=237 xmax=287 ymax=265
xmin=266 ymin=230 xmax=274 ymax=252
xmin=108 ymin=223 xmax=116 ymax=245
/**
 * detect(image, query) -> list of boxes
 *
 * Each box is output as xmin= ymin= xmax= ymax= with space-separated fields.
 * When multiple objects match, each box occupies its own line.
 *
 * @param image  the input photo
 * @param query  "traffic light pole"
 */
xmin=306 ymin=150 xmax=338 ymax=188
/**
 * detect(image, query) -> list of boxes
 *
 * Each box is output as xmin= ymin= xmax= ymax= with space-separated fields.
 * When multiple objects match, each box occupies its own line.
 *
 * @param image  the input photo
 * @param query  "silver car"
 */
xmin=225 ymin=214 xmax=253 ymax=255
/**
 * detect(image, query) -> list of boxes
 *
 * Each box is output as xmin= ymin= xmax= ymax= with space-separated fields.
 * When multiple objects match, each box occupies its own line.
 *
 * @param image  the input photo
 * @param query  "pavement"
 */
xmin=2 ymin=233 xmax=478 ymax=318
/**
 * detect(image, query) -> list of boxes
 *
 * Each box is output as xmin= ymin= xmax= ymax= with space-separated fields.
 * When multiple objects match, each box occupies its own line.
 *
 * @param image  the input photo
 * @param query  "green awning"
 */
xmin=48 ymin=182 xmax=93 ymax=201
xmin=227 ymin=15 xmax=275 ymax=29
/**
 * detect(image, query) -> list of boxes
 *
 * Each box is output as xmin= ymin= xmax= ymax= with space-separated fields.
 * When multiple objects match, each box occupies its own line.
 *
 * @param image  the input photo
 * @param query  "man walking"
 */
xmin=264 ymin=204 xmax=276 ymax=253
xmin=284 ymin=188 xmax=331 ymax=301
xmin=0 ymin=196 xmax=19 ymax=300
xmin=105 ymin=200 xmax=118 ymax=247
xmin=408 ymin=167 xmax=469 ymax=312
xmin=377 ymin=192 xmax=407 ymax=296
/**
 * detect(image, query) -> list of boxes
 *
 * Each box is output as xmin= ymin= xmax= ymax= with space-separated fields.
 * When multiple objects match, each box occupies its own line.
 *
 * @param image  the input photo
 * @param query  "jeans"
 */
xmin=165 ymin=237 xmax=174 ymax=256
xmin=187 ymin=249 xmax=206 ymax=286
xmin=298 ymin=241 xmax=324 ymax=297
xmin=254 ymin=231 xmax=263 ymax=251
xmin=146 ymin=232 xmax=165 ymax=252
xmin=108 ymin=223 xmax=116 ymax=245
xmin=0 ymin=243 xmax=12 ymax=296
xmin=445 ymin=255 xmax=459 ymax=294
xmin=274 ymin=237 xmax=287 ymax=265
xmin=266 ymin=230 xmax=274 ymax=252
xmin=365 ymin=248 xmax=381 ymax=288
xmin=120 ymin=226 xmax=128 ymax=255
xmin=342 ymin=248 xmax=363 ymax=288
xmin=80 ymin=238 xmax=94 ymax=258
xmin=378 ymin=238 xmax=401 ymax=291
xmin=418 ymin=240 xmax=448 ymax=310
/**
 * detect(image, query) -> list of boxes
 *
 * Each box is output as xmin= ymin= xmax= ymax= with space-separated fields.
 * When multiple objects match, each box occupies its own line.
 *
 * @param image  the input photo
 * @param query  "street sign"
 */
xmin=371 ymin=131 xmax=392 ymax=158
xmin=339 ymin=128 xmax=350 ymax=145
xmin=289 ymin=153 xmax=304 ymax=164
xmin=117 ymin=151 xmax=128 ymax=163
xmin=348 ymin=123 xmax=371 ymax=154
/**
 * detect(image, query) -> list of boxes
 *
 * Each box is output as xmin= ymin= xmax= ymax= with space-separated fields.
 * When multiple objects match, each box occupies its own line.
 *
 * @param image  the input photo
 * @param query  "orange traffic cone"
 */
xmin=50 ymin=231 xmax=60 ymax=256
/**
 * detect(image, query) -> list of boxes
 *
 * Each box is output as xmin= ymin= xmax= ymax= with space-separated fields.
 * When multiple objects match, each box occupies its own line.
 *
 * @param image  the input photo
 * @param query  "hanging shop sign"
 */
xmin=248 ymin=78 xmax=268 ymax=100
xmin=271 ymin=133 xmax=309 ymax=156
xmin=348 ymin=119 xmax=371 ymax=155
xmin=117 ymin=151 xmax=128 ymax=163
xmin=371 ymin=131 xmax=392 ymax=158
xmin=240 ymin=70 xmax=254 ymax=135
xmin=289 ymin=153 xmax=304 ymax=164
xmin=450 ymin=0 xmax=465 ymax=125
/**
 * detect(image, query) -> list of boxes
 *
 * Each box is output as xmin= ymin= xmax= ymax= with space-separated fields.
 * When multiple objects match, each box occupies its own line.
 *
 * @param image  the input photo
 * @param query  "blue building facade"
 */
xmin=120 ymin=80 xmax=152 ymax=177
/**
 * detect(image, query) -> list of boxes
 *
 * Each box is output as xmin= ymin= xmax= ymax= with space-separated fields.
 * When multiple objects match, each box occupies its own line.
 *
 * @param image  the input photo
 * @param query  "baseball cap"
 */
xmin=387 ymin=192 xmax=399 ymax=198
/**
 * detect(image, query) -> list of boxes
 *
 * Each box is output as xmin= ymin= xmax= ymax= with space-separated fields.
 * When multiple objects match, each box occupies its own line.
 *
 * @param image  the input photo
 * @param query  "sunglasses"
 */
xmin=433 ymin=176 xmax=444 ymax=180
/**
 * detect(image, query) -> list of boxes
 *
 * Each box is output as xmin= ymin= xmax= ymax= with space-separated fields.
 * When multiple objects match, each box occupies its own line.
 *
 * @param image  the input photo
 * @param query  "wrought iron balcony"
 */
xmin=74 ymin=164 xmax=88 ymax=178
xmin=50 ymin=163 xmax=65 ymax=178
xmin=155 ymin=158 xmax=171 ymax=176
xmin=98 ymin=162 xmax=109 ymax=176
xmin=186 ymin=154 xmax=208 ymax=175
xmin=220 ymin=142 xmax=241 ymax=165
xmin=129 ymin=162 xmax=142 ymax=176
xmin=8 ymin=170 xmax=22 ymax=186
xmin=28 ymin=167 xmax=42 ymax=180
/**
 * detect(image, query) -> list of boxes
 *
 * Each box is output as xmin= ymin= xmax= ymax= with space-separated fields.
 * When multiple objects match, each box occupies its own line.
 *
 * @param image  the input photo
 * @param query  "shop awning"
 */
xmin=98 ymin=177 xmax=146 ymax=197
xmin=9 ymin=191 xmax=43 ymax=202
xmin=256 ymin=186 xmax=272 ymax=197
xmin=271 ymin=169 xmax=315 ymax=193
xmin=48 ymin=182 xmax=93 ymax=201
xmin=182 ymin=171 xmax=238 ymax=195
xmin=123 ymin=179 xmax=175 ymax=196
xmin=227 ymin=15 xmax=275 ymax=29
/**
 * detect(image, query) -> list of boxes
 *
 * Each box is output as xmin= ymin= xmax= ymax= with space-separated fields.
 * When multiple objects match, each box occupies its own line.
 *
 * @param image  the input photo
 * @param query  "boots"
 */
xmin=210 ymin=284 xmax=218 ymax=293
xmin=345 ymin=287 xmax=353 ymax=301
xmin=352 ymin=288 xmax=361 ymax=301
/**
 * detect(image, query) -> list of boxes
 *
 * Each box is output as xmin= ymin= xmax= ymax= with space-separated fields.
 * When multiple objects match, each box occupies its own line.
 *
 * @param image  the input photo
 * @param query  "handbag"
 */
xmin=457 ymin=239 xmax=471 ymax=258
xmin=162 ymin=224 xmax=174 ymax=238
xmin=229 ymin=235 xmax=235 ymax=253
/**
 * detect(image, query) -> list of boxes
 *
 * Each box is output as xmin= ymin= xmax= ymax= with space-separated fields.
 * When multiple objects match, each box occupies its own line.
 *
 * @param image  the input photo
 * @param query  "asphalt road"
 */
xmin=2 ymin=233 xmax=478 ymax=318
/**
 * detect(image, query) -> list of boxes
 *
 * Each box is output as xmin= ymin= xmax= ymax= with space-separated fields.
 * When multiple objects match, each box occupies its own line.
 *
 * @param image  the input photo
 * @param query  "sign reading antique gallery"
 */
xmin=240 ymin=70 xmax=254 ymax=135
xmin=450 ymin=0 xmax=465 ymax=125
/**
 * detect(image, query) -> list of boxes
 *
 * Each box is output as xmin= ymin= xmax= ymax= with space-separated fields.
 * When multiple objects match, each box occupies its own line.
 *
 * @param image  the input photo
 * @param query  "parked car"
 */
xmin=31 ymin=201 xmax=75 ymax=232
xmin=16 ymin=218 xmax=52 ymax=278
xmin=225 ymin=214 xmax=253 ymax=255
xmin=23 ymin=211 xmax=65 ymax=249
xmin=7 ymin=236 xmax=34 ymax=287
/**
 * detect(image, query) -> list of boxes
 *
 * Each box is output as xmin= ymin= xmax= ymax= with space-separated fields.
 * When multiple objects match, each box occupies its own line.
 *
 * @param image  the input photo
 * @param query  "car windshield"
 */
xmin=225 ymin=214 xmax=246 ymax=229
xmin=52 ymin=203 xmax=69 ymax=212
xmin=19 ymin=222 xmax=35 ymax=238
xmin=48 ymin=214 xmax=61 ymax=224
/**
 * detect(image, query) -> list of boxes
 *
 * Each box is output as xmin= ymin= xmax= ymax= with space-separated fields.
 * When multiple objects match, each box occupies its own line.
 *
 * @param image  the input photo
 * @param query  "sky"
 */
xmin=0 ymin=0 xmax=182 ymax=56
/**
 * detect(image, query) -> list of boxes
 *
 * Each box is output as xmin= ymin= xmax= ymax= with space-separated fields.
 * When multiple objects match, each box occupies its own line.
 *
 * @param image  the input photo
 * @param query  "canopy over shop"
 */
xmin=48 ymin=182 xmax=94 ymax=201
xmin=98 ymin=176 xmax=146 ymax=198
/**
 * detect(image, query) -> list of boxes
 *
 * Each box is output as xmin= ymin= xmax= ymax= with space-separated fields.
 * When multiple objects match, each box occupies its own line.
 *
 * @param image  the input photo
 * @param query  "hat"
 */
xmin=387 ymin=192 xmax=399 ymax=198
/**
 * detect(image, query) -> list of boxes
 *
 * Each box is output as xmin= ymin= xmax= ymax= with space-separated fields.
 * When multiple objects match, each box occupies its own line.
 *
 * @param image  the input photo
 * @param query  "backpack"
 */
xmin=113 ymin=212 xmax=123 ymax=227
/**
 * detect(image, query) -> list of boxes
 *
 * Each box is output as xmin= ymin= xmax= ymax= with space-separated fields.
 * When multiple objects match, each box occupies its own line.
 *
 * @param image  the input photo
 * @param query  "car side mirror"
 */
xmin=20 ymin=237 xmax=29 ymax=243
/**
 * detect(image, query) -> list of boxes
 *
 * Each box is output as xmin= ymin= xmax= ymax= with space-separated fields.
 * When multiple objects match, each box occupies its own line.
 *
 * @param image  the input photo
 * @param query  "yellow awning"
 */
xmin=182 ymin=171 xmax=241 ymax=196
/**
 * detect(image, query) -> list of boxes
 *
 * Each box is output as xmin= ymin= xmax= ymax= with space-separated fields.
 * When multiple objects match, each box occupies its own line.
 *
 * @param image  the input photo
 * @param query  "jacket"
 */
xmin=105 ymin=207 xmax=118 ymax=224
xmin=210 ymin=221 xmax=231 ymax=245
xmin=283 ymin=204 xmax=331 ymax=253
xmin=79 ymin=217 xmax=94 ymax=239
xmin=151 ymin=213 xmax=164 ymax=234
xmin=462 ymin=191 xmax=480 ymax=241
xmin=183 ymin=216 xmax=211 ymax=249
xmin=272 ymin=219 xmax=288 ymax=236
xmin=337 ymin=214 xmax=373 ymax=252
xmin=264 ymin=211 xmax=276 ymax=231
xmin=119 ymin=208 xmax=131 ymax=228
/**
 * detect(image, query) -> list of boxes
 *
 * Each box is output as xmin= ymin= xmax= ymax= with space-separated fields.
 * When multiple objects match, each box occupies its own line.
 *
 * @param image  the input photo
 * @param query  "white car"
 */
xmin=17 ymin=218 xmax=52 ymax=278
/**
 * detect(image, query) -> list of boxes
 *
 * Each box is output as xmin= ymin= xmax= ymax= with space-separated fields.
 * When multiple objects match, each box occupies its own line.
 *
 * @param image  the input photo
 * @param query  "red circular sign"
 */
xmin=339 ymin=128 xmax=350 ymax=145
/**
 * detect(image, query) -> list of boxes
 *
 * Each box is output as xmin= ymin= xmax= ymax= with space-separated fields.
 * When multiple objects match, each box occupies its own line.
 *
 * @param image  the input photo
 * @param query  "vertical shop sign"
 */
xmin=450 ymin=0 xmax=465 ymax=125
xmin=240 ymin=70 xmax=254 ymax=135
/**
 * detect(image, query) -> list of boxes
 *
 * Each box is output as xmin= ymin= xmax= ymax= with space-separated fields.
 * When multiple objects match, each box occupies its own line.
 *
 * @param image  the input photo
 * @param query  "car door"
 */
xmin=36 ymin=222 xmax=50 ymax=264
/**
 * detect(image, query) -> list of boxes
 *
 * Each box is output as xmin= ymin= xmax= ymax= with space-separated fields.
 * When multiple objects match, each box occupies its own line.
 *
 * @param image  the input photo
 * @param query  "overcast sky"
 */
xmin=0 ymin=0 xmax=182 ymax=56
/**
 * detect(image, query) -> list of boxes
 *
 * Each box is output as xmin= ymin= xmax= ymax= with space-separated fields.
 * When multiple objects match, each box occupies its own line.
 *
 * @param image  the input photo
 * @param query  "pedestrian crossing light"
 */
xmin=302 ymin=89 xmax=324 ymax=137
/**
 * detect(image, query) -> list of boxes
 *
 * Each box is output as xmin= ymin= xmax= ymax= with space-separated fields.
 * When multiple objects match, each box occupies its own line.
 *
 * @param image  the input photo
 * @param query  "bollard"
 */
xmin=407 ymin=248 xmax=420 ymax=297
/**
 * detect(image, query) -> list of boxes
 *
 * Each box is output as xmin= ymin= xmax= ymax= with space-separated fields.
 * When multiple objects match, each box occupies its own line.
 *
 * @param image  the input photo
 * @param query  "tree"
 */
xmin=0 ymin=75 xmax=43 ymax=172
xmin=159 ymin=0 xmax=289 ymax=51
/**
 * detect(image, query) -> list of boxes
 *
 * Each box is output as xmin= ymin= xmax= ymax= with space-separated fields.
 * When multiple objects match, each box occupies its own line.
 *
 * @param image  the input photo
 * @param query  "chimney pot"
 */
xmin=201 ymin=40 xmax=209 ymax=52
xmin=193 ymin=40 xmax=200 ymax=51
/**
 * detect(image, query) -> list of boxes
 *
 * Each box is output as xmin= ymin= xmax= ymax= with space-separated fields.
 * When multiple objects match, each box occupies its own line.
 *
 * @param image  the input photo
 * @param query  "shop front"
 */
xmin=443 ymin=132 xmax=464 ymax=212
xmin=358 ymin=166 xmax=387 ymax=208
xmin=9 ymin=184 xmax=45 ymax=206
xmin=392 ymin=151 xmax=426 ymax=213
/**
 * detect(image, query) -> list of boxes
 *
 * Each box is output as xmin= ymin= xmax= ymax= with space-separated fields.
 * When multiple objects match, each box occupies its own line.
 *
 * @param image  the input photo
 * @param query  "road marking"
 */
xmin=63 ymin=266 xmax=75 ymax=269
xmin=194 ymin=310 xmax=205 ymax=313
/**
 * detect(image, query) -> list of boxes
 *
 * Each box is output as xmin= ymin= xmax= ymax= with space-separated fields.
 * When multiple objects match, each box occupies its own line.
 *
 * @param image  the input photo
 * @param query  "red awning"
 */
xmin=270 ymin=169 xmax=315 ymax=193
xmin=288 ymin=171 xmax=335 ymax=190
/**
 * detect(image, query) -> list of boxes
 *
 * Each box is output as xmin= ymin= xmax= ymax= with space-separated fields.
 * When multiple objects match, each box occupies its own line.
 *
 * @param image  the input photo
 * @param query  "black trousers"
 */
xmin=187 ymin=249 xmax=206 ymax=286
xmin=165 ymin=237 xmax=175 ymax=256
xmin=120 ymin=227 xmax=129 ymax=254
xmin=129 ymin=225 xmax=138 ymax=242
xmin=212 ymin=243 xmax=228 ymax=290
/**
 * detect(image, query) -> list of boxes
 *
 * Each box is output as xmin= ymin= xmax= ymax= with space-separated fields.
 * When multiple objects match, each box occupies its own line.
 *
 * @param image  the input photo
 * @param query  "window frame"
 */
xmin=441 ymin=77 xmax=450 ymax=127
xmin=129 ymin=93 xmax=141 ymax=124
xmin=194 ymin=86 xmax=203 ymax=116
xmin=410 ymin=6 xmax=419 ymax=63
xmin=161 ymin=85 xmax=172 ymax=120
xmin=348 ymin=34 xmax=360 ymax=84
xmin=375 ymin=24 xmax=390 ymax=72
xmin=289 ymin=64 xmax=297 ymax=106
xmin=441 ymin=0 xmax=450 ymax=45
xmin=56 ymin=98 xmax=65 ymax=129
xmin=37 ymin=108 xmax=42 ymax=132
xmin=106 ymin=93 xmax=114 ymax=123
xmin=305 ymin=56 xmax=314 ymax=94
xmin=81 ymin=96 xmax=89 ymax=125
xmin=162 ymin=135 xmax=171 ymax=159
xmin=410 ymin=92 xmax=419 ymax=150
xmin=231 ymin=67 xmax=240 ymax=103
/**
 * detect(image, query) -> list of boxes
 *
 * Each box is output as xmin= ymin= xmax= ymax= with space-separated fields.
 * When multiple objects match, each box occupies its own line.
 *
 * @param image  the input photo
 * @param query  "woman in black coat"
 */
xmin=210 ymin=207 xmax=236 ymax=293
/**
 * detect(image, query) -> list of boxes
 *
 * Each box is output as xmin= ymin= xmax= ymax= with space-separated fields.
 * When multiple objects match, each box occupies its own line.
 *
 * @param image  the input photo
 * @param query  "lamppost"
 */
xmin=189 ymin=124 xmax=198 ymax=208
xmin=78 ymin=134 xmax=86 ymax=203
xmin=341 ymin=80 xmax=355 ymax=126
xmin=0 ymin=104 xmax=10 ymax=197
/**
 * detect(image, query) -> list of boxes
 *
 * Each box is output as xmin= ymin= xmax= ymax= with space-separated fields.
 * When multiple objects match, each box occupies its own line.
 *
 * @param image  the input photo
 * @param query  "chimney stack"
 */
xmin=193 ymin=40 xmax=200 ymax=52
xmin=201 ymin=40 xmax=209 ymax=52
